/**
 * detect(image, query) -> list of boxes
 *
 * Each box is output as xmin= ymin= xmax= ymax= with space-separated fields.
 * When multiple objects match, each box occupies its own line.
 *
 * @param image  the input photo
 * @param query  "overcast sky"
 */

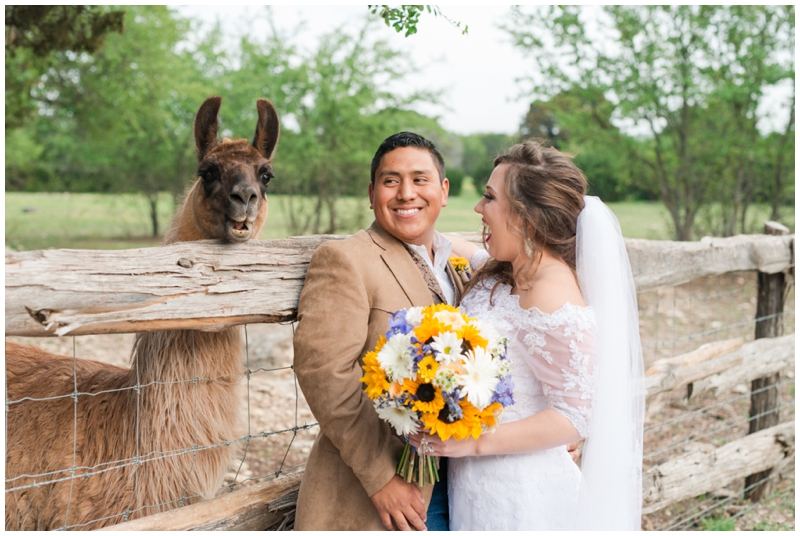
xmin=175 ymin=5 xmax=793 ymax=137
xmin=175 ymin=5 xmax=537 ymax=135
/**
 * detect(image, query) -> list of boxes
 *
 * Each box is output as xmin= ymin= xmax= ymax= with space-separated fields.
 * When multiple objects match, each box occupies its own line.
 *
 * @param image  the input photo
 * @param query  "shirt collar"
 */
xmin=405 ymin=231 xmax=453 ymax=270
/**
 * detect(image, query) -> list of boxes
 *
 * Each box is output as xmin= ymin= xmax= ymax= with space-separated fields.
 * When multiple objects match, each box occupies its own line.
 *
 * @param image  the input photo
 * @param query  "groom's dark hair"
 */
xmin=370 ymin=132 xmax=446 ymax=185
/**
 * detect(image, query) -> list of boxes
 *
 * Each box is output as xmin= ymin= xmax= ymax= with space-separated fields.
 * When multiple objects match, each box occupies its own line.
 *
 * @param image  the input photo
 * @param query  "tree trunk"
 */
xmin=148 ymin=193 xmax=159 ymax=238
xmin=325 ymin=196 xmax=337 ymax=235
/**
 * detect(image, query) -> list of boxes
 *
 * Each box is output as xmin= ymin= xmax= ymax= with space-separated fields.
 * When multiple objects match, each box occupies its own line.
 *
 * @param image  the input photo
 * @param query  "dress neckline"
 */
xmin=493 ymin=281 xmax=593 ymax=319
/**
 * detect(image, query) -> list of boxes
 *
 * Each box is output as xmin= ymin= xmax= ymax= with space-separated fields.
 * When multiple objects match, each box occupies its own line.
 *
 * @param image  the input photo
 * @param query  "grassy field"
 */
xmin=5 ymin=190 xmax=794 ymax=251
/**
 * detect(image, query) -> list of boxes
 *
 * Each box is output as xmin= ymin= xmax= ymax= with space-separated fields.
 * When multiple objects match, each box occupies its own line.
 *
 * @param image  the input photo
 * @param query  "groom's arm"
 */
xmin=294 ymin=241 xmax=425 ymax=531
xmin=294 ymin=242 xmax=397 ymax=493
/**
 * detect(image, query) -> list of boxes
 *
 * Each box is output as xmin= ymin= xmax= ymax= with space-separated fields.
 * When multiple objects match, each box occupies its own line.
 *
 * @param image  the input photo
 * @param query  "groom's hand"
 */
xmin=370 ymin=475 xmax=427 ymax=531
xmin=567 ymin=441 xmax=582 ymax=463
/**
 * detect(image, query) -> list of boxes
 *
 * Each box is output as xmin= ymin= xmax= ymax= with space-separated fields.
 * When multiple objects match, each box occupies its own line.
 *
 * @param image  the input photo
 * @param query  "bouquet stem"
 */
xmin=397 ymin=442 xmax=439 ymax=487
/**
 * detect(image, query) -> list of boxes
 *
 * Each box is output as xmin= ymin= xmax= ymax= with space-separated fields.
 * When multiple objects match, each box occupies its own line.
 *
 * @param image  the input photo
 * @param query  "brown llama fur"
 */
xmin=5 ymin=96 xmax=280 ymax=530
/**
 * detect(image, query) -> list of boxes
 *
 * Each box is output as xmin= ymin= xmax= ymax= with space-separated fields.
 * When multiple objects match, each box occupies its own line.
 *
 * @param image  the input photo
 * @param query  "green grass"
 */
xmin=443 ymin=186 xmax=675 ymax=240
xmin=5 ymin=192 xmax=176 ymax=250
xmin=699 ymin=516 xmax=737 ymax=531
xmin=5 ymin=190 xmax=794 ymax=251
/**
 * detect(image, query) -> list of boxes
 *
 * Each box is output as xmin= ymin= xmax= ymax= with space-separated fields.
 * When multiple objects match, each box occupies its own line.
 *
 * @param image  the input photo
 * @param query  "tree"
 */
xmin=220 ymin=20 xmax=443 ymax=235
xmin=460 ymin=133 xmax=515 ymax=189
xmin=14 ymin=6 xmax=209 ymax=236
xmin=369 ymin=5 xmax=467 ymax=37
xmin=506 ymin=5 xmax=795 ymax=239
xmin=5 ymin=6 xmax=125 ymax=129
xmin=518 ymin=85 xmax=645 ymax=201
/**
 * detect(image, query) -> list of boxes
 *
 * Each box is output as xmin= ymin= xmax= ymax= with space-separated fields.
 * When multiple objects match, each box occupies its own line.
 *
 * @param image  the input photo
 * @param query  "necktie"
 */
xmin=403 ymin=245 xmax=458 ymax=305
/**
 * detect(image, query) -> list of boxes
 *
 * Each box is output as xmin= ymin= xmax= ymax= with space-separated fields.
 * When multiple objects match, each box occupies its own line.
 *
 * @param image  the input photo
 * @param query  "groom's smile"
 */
xmin=369 ymin=146 xmax=449 ymax=258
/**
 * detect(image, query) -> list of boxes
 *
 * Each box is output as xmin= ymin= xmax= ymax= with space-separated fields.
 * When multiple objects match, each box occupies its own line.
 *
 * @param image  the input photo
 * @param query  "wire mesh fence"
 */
xmin=638 ymin=271 xmax=795 ymax=531
xmin=5 ymin=262 xmax=795 ymax=530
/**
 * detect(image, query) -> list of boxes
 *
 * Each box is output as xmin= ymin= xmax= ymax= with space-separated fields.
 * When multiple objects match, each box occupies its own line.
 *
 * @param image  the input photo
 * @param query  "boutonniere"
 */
xmin=449 ymin=256 xmax=472 ymax=282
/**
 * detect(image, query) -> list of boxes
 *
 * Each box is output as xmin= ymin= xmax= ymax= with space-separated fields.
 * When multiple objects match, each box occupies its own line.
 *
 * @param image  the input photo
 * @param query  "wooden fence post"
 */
xmin=745 ymin=221 xmax=791 ymax=501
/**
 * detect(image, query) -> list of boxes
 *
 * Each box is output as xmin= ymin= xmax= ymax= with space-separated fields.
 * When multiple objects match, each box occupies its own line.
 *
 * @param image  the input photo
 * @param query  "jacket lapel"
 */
xmin=367 ymin=221 xmax=434 ymax=307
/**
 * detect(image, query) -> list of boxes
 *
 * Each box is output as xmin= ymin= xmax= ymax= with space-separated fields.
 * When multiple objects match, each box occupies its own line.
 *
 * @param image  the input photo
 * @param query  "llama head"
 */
xmin=190 ymin=96 xmax=280 ymax=243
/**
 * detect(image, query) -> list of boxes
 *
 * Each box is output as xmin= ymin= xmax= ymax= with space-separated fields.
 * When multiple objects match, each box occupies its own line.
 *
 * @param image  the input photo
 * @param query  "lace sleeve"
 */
xmin=470 ymin=249 xmax=491 ymax=271
xmin=523 ymin=307 xmax=598 ymax=438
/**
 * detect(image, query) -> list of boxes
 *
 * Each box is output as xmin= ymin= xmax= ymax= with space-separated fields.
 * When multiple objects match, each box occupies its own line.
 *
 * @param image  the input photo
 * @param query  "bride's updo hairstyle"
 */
xmin=468 ymin=139 xmax=588 ymax=297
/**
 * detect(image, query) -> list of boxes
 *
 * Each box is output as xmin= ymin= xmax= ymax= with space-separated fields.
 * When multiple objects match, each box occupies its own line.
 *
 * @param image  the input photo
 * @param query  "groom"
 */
xmin=293 ymin=132 xmax=462 ymax=531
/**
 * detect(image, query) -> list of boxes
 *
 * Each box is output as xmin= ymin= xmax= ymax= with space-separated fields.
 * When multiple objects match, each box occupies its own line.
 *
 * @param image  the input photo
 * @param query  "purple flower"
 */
xmin=411 ymin=344 xmax=430 ymax=365
xmin=492 ymin=376 xmax=515 ymax=407
xmin=441 ymin=389 xmax=463 ymax=422
xmin=386 ymin=310 xmax=413 ymax=338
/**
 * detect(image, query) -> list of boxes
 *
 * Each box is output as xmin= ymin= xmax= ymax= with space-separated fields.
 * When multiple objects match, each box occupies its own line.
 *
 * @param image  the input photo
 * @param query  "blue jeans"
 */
xmin=426 ymin=457 xmax=449 ymax=531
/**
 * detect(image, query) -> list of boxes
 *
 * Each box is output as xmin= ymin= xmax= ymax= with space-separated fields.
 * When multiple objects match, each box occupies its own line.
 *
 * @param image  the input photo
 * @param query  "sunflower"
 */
xmin=426 ymin=303 xmax=460 ymax=316
xmin=360 ymin=350 xmax=389 ymax=399
xmin=403 ymin=377 xmax=445 ymax=414
xmin=449 ymin=256 xmax=470 ymax=273
xmin=414 ymin=317 xmax=445 ymax=345
xmin=478 ymin=401 xmax=503 ymax=431
xmin=421 ymin=399 xmax=481 ymax=441
xmin=458 ymin=323 xmax=488 ymax=352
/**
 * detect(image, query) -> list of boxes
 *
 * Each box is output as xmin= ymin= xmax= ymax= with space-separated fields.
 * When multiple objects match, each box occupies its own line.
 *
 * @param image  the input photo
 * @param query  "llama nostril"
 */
xmin=229 ymin=184 xmax=259 ymax=209
xmin=229 ymin=192 xmax=257 ymax=207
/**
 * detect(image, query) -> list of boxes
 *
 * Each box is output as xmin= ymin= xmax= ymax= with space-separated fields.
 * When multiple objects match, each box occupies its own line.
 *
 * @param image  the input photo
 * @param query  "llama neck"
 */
xmin=123 ymin=327 xmax=245 ymax=504
xmin=130 ymin=328 xmax=244 ymax=386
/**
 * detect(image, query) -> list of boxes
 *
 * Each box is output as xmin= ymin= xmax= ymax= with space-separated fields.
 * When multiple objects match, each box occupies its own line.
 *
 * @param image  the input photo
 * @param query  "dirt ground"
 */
xmin=6 ymin=272 xmax=795 ymax=530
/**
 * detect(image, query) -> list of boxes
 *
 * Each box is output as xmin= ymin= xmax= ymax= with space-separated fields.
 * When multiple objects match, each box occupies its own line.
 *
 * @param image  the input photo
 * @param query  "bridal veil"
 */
xmin=575 ymin=196 xmax=645 ymax=530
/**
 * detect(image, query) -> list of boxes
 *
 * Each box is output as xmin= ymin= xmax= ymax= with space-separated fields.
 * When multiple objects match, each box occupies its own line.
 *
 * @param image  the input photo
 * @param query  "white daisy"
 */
xmin=460 ymin=346 xmax=500 ymax=411
xmin=375 ymin=401 xmax=420 ymax=436
xmin=377 ymin=333 xmax=415 ymax=383
xmin=471 ymin=318 xmax=502 ymax=350
xmin=430 ymin=331 xmax=464 ymax=365
xmin=405 ymin=306 xmax=424 ymax=327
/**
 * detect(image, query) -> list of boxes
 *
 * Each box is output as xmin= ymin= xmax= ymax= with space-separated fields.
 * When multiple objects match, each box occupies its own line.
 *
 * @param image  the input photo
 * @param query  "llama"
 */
xmin=5 ymin=96 xmax=280 ymax=531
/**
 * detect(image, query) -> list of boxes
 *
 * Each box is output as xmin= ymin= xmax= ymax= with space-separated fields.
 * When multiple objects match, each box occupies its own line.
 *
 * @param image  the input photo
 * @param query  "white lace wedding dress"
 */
xmin=448 ymin=275 xmax=598 ymax=531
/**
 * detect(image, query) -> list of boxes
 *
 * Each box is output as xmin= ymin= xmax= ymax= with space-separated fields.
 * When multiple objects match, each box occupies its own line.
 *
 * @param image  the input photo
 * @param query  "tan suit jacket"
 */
xmin=293 ymin=222 xmax=465 ymax=531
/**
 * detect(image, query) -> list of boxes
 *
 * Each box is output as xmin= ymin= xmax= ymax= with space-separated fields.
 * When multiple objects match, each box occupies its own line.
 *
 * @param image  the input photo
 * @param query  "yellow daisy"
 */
xmin=417 ymin=356 xmax=439 ymax=382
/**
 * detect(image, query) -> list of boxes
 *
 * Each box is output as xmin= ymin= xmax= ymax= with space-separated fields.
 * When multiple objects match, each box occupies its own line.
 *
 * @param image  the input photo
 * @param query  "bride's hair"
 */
xmin=467 ymin=139 xmax=588 ymax=299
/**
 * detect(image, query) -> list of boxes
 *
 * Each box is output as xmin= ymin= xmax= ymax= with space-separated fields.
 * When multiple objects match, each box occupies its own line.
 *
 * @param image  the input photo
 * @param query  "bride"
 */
xmin=410 ymin=140 xmax=644 ymax=530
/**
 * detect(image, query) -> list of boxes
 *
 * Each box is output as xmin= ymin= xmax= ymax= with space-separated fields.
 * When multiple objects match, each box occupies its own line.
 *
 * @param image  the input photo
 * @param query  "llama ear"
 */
xmin=252 ymin=98 xmax=280 ymax=160
xmin=194 ymin=96 xmax=222 ymax=161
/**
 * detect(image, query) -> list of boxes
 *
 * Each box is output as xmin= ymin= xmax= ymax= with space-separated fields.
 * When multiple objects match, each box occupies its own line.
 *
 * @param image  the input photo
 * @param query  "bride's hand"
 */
xmin=408 ymin=432 xmax=478 ymax=458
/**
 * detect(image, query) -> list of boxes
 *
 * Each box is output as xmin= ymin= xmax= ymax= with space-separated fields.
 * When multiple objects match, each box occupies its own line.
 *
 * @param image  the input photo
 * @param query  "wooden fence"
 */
xmin=5 ymin=229 xmax=795 ymax=530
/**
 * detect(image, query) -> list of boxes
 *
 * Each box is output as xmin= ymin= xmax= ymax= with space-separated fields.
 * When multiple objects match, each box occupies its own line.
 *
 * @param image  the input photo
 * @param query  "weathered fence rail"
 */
xmin=5 ymin=230 xmax=795 ymax=530
xmin=5 ymin=233 xmax=793 ymax=337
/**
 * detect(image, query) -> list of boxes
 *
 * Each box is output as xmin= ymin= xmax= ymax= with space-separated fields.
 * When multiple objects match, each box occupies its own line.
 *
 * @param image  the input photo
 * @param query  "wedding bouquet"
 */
xmin=361 ymin=303 xmax=513 ymax=486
